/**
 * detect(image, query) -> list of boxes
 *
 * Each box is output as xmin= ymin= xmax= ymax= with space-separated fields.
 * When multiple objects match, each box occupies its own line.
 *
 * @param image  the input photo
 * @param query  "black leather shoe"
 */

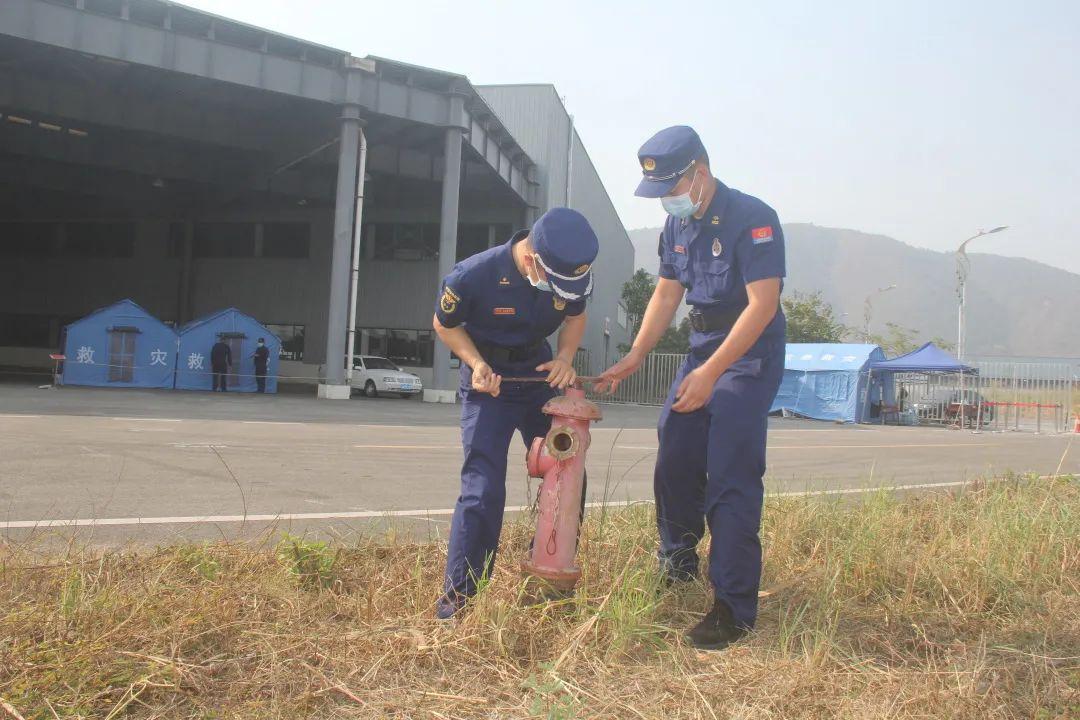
xmin=686 ymin=599 xmax=747 ymax=650
xmin=660 ymin=570 xmax=697 ymax=588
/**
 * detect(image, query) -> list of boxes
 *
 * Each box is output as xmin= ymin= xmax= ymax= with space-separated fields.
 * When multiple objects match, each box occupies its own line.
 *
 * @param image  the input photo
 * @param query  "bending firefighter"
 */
xmin=433 ymin=207 xmax=599 ymax=619
xmin=597 ymin=126 xmax=786 ymax=650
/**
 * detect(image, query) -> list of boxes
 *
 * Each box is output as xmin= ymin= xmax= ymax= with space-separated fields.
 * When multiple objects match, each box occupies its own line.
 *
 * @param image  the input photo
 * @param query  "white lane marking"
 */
xmin=0 ymin=414 xmax=42 ymax=419
xmin=353 ymin=444 xmax=459 ymax=450
xmin=769 ymin=428 xmax=877 ymax=432
xmin=617 ymin=443 xmax=996 ymax=451
xmin=127 ymin=428 xmax=174 ymax=433
xmin=242 ymin=421 xmax=303 ymax=426
xmin=0 ymin=500 xmax=639 ymax=529
xmin=770 ymin=443 xmax=997 ymax=449
xmin=770 ymin=481 xmax=975 ymax=497
xmin=111 ymin=417 xmax=182 ymax=422
xmin=1 ymin=475 xmax=1043 ymax=530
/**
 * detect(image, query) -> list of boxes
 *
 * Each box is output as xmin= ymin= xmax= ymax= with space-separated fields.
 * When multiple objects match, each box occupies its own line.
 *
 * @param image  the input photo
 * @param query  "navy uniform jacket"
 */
xmin=210 ymin=341 xmax=231 ymax=369
xmin=435 ymin=230 xmax=585 ymax=370
xmin=253 ymin=346 xmax=270 ymax=373
xmin=658 ymin=180 xmax=786 ymax=351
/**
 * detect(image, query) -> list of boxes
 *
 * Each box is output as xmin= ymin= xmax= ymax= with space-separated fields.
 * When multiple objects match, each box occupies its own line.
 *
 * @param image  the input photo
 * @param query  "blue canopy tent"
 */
xmin=175 ymin=308 xmax=280 ymax=393
xmin=867 ymin=342 xmax=974 ymax=374
xmin=60 ymin=299 xmax=178 ymax=389
xmin=867 ymin=343 xmax=977 ymax=425
xmin=771 ymin=343 xmax=893 ymax=423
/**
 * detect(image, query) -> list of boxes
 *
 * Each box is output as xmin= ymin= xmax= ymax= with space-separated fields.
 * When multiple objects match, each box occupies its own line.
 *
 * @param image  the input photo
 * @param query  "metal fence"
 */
xmin=587 ymin=352 xmax=1077 ymax=434
xmin=585 ymin=352 xmax=687 ymax=406
xmin=893 ymin=361 xmax=1076 ymax=433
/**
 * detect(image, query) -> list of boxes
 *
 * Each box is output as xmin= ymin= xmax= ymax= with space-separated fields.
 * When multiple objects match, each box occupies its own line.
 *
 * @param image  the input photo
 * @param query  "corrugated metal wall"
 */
xmin=477 ymin=84 xmax=635 ymax=371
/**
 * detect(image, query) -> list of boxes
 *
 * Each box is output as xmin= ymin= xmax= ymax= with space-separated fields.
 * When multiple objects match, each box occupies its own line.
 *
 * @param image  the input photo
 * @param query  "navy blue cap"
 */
xmin=531 ymin=207 xmax=598 ymax=301
xmin=634 ymin=125 xmax=706 ymax=198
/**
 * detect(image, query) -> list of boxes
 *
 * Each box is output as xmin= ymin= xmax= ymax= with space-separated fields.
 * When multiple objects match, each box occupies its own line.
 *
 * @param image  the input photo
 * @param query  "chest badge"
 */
xmin=498 ymin=276 xmax=510 ymax=286
xmin=553 ymin=296 xmax=566 ymax=311
xmin=711 ymin=216 xmax=720 ymax=225
xmin=712 ymin=238 xmax=722 ymax=257
xmin=493 ymin=307 xmax=516 ymax=316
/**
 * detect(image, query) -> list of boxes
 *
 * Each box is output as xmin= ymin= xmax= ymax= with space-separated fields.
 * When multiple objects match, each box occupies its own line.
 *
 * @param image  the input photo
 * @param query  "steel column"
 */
xmin=321 ymin=104 xmax=362 ymax=397
xmin=430 ymin=95 xmax=466 ymax=398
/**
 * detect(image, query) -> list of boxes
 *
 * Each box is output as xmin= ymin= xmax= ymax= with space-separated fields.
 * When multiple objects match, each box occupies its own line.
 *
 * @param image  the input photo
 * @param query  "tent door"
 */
xmin=108 ymin=330 xmax=137 ymax=383
xmin=222 ymin=334 xmax=246 ymax=386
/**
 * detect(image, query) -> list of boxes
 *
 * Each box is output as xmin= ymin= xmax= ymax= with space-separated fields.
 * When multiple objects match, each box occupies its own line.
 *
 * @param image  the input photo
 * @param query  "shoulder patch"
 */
xmin=751 ymin=226 xmax=774 ymax=244
xmin=440 ymin=286 xmax=459 ymax=314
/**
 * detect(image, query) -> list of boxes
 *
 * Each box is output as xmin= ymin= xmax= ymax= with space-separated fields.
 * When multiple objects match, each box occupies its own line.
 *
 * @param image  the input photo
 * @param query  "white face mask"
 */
xmin=526 ymin=254 xmax=553 ymax=293
xmin=661 ymin=165 xmax=703 ymax=219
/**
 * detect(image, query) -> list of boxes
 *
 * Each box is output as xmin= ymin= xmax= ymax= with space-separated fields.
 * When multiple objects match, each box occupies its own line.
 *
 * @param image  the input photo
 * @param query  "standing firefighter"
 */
xmin=433 ymin=207 xmax=599 ymax=619
xmin=252 ymin=337 xmax=270 ymax=393
xmin=597 ymin=126 xmax=786 ymax=650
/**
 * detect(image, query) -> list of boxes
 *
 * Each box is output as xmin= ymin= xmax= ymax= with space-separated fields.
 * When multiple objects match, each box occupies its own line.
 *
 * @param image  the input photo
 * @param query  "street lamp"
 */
xmin=955 ymin=225 xmax=1007 ymax=429
xmin=863 ymin=284 xmax=897 ymax=342
xmin=956 ymin=226 xmax=1007 ymax=360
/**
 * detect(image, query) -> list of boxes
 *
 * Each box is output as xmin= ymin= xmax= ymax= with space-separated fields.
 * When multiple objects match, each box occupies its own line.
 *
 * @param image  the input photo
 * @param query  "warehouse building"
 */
xmin=0 ymin=0 xmax=633 ymax=399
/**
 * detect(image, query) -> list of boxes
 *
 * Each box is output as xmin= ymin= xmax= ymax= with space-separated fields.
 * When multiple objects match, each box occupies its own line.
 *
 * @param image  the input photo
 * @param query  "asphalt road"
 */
xmin=1 ymin=383 xmax=1076 ymax=544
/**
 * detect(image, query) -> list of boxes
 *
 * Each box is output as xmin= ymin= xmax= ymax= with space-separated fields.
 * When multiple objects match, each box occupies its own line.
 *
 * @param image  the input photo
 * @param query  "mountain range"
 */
xmin=626 ymin=223 xmax=1080 ymax=358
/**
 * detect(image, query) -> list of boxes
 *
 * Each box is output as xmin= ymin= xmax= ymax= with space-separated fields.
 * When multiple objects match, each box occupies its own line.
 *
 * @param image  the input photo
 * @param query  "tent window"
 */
xmin=108 ymin=330 xmax=137 ymax=383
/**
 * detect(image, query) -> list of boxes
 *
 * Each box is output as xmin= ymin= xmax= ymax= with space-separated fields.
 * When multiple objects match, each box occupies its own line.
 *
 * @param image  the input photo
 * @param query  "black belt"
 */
xmin=688 ymin=305 xmax=745 ymax=334
xmin=474 ymin=339 xmax=546 ymax=364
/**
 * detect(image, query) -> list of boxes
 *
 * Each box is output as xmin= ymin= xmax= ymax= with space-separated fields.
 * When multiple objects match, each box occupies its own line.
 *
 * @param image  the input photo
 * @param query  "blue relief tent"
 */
xmin=771 ymin=343 xmax=894 ymax=423
xmin=175 ymin=308 xmax=280 ymax=393
xmin=60 ymin=299 xmax=178 ymax=389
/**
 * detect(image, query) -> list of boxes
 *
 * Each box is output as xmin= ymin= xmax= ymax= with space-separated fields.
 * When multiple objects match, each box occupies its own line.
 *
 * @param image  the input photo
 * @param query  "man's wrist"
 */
xmin=701 ymin=354 xmax=728 ymax=379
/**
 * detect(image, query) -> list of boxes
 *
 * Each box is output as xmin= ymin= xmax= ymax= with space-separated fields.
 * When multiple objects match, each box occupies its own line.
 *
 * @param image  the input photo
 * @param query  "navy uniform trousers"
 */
xmin=654 ymin=336 xmax=784 ymax=629
xmin=441 ymin=364 xmax=554 ymax=613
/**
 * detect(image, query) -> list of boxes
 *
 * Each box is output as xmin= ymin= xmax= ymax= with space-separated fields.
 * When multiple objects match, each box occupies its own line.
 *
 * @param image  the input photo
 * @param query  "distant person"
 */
xmin=252 ymin=337 xmax=270 ymax=393
xmin=210 ymin=338 xmax=231 ymax=392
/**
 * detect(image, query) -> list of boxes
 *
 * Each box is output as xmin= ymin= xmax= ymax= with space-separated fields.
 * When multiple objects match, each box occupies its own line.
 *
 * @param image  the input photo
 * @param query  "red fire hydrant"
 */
xmin=523 ymin=385 xmax=602 ymax=593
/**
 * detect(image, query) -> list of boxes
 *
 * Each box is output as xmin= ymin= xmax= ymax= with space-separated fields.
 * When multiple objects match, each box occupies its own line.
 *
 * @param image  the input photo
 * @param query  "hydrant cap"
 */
xmin=542 ymin=394 xmax=602 ymax=421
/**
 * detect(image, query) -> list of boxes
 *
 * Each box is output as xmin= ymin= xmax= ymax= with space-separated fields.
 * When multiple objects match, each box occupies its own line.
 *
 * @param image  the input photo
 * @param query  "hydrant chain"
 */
xmin=546 ymin=463 xmax=564 ymax=556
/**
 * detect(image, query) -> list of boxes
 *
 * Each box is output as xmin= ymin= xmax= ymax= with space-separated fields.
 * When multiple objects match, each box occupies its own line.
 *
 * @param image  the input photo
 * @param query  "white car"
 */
xmin=350 ymin=356 xmax=423 ymax=398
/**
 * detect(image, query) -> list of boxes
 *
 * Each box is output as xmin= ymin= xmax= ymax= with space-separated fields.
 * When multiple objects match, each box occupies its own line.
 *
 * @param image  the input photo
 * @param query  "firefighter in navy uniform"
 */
xmin=597 ymin=126 xmax=786 ymax=650
xmin=432 ymin=207 xmax=599 ymax=619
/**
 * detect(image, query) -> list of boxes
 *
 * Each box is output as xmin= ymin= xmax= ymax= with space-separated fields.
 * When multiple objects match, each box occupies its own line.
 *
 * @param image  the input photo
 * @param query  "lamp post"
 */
xmin=955 ymin=225 xmax=1007 ymax=427
xmin=863 ymin=284 xmax=897 ymax=343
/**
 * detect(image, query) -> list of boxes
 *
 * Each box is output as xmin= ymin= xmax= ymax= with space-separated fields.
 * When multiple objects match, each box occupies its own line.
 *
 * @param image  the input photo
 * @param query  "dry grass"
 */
xmin=1 ymin=477 xmax=1078 ymax=719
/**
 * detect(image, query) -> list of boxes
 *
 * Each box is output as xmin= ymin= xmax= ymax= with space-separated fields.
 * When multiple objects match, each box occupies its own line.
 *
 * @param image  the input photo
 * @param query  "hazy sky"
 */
xmin=185 ymin=0 xmax=1080 ymax=273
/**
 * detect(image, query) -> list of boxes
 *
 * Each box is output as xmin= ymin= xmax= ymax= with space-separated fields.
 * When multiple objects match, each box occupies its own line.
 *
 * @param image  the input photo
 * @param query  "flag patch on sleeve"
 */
xmin=751 ymin=226 xmax=774 ymax=245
